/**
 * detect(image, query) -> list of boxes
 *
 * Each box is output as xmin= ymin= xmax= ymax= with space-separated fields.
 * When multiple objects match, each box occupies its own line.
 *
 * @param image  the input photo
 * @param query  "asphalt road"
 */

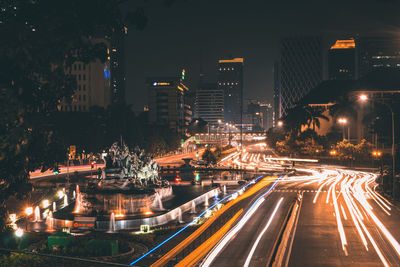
xmin=196 ymin=147 xmax=400 ymax=267
xmin=210 ymin=189 xmax=296 ymax=266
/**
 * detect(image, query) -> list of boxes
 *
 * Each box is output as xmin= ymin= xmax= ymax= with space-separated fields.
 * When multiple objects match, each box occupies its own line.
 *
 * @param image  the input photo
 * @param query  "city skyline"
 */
xmin=122 ymin=0 xmax=400 ymax=113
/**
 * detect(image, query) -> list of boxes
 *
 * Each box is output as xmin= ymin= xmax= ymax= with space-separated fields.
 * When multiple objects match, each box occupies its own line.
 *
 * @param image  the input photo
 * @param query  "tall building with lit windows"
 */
xmin=195 ymin=83 xmax=224 ymax=125
xmin=59 ymin=38 xmax=113 ymax=112
xmin=328 ymin=39 xmax=356 ymax=80
xmin=217 ymin=58 xmax=244 ymax=124
xmin=279 ymin=36 xmax=323 ymax=116
xmin=356 ymin=36 xmax=400 ymax=78
xmin=109 ymin=27 xmax=128 ymax=104
xmin=147 ymin=75 xmax=192 ymax=133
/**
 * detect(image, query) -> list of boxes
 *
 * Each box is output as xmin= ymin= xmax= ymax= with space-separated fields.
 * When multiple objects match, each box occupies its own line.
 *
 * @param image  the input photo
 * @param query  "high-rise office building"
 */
xmin=59 ymin=38 xmax=112 ymax=112
xmin=328 ymin=39 xmax=356 ymax=80
xmin=279 ymin=36 xmax=323 ymax=116
xmin=147 ymin=76 xmax=192 ymax=133
xmin=273 ymin=61 xmax=280 ymax=126
xmin=109 ymin=28 xmax=128 ymax=104
xmin=356 ymin=36 xmax=400 ymax=78
xmin=195 ymin=83 xmax=224 ymax=125
xmin=217 ymin=58 xmax=244 ymax=124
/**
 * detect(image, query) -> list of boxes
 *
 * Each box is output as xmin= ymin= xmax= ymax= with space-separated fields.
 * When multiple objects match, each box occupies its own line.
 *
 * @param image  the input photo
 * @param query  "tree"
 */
xmin=202 ymin=148 xmax=217 ymax=165
xmin=0 ymin=0 xmax=148 ymax=231
xmin=304 ymin=106 xmax=329 ymax=131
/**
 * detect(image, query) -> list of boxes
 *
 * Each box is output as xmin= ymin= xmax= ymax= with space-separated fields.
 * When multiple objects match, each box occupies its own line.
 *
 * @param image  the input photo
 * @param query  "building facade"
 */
xmin=356 ymin=36 xmax=400 ymax=78
xmin=217 ymin=58 xmax=244 ymax=124
xmin=147 ymin=77 xmax=192 ymax=133
xmin=273 ymin=61 xmax=280 ymax=126
xmin=59 ymin=38 xmax=117 ymax=112
xmin=279 ymin=36 xmax=323 ymax=116
xmin=109 ymin=28 xmax=128 ymax=105
xmin=195 ymin=83 xmax=224 ymax=126
xmin=328 ymin=39 xmax=356 ymax=80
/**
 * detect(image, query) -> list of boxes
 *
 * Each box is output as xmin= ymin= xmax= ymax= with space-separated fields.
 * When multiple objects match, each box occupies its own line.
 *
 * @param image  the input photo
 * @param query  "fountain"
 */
xmin=204 ymin=194 xmax=209 ymax=207
xmin=191 ymin=201 xmax=196 ymax=214
xmin=108 ymin=212 xmax=116 ymax=233
xmin=34 ymin=206 xmax=41 ymax=222
xmin=74 ymin=191 xmax=82 ymax=213
xmin=47 ymin=211 xmax=54 ymax=231
xmin=153 ymin=192 xmax=164 ymax=210
xmin=63 ymin=194 xmax=68 ymax=207
xmin=223 ymin=185 xmax=227 ymax=195
xmin=177 ymin=208 xmax=183 ymax=223
xmin=52 ymin=202 xmax=56 ymax=212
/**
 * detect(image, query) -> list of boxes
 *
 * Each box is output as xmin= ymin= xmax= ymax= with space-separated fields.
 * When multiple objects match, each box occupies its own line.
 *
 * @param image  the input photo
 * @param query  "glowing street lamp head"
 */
xmin=277 ymin=121 xmax=283 ymax=127
xmin=359 ymin=94 xmax=368 ymax=101
xmin=338 ymin=118 xmax=347 ymax=124
xmin=25 ymin=207 xmax=33 ymax=216
xmin=15 ymin=228 xmax=23 ymax=237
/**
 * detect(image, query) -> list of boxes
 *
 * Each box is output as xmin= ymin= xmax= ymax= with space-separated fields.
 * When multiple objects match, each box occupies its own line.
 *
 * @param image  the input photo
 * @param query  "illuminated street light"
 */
xmin=330 ymin=150 xmax=337 ymax=156
xmin=372 ymin=151 xmax=382 ymax=157
xmin=277 ymin=121 xmax=283 ymax=127
xmin=15 ymin=228 xmax=24 ymax=238
xmin=25 ymin=207 xmax=33 ymax=216
xmin=359 ymin=94 xmax=368 ymax=101
xmin=359 ymin=93 xmax=396 ymax=198
xmin=42 ymin=199 xmax=50 ymax=209
xmin=338 ymin=117 xmax=349 ymax=140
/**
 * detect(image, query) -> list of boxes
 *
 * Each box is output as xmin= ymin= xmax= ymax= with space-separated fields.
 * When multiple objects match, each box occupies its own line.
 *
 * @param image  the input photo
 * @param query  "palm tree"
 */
xmin=304 ymin=106 xmax=329 ymax=131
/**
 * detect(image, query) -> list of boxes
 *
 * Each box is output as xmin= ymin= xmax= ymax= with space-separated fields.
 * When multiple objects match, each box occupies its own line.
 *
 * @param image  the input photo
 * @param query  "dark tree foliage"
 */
xmin=0 ymin=0 xmax=148 ymax=231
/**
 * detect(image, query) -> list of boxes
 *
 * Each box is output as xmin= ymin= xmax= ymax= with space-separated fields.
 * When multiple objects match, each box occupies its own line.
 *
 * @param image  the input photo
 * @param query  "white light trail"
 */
xmin=243 ymin=197 xmax=284 ymax=267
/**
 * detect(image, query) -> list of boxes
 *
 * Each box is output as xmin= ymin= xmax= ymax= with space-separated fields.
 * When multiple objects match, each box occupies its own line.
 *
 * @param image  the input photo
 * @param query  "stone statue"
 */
xmin=101 ymin=141 xmax=163 ymax=188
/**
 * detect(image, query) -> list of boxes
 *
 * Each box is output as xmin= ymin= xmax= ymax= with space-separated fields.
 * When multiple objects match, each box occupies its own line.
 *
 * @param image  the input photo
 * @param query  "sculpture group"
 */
xmin=100 ymin=142 xmax=166 ymax=189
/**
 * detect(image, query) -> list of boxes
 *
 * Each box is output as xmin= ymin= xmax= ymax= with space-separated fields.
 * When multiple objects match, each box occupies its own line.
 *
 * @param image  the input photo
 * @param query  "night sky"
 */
xmin=123 ymin=0 xmax=400 ymax=113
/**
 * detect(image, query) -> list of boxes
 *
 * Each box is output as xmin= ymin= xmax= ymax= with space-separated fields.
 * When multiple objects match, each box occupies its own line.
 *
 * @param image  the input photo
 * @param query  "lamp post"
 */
xmin=360 ymin=94 xmax=396 ymax=198
xmin=338 ymin=118 xmax=348 ymax=141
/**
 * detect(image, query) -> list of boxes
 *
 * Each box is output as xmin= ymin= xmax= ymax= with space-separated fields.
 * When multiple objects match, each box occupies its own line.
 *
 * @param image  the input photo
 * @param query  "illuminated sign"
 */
xmin=73 ymin=221 xmax=95 ymax=229
xmin=153 ymin=82 xmax=171 ymax=86
xmin=73 ymin=217 xmax=96 ymax=229
xmin=181 ymin=69 xmax=185 ymax=80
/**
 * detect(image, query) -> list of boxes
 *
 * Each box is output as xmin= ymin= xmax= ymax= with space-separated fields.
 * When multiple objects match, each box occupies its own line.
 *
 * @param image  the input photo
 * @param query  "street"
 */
xmin=164 ymin=146 xmax=400 ymax=267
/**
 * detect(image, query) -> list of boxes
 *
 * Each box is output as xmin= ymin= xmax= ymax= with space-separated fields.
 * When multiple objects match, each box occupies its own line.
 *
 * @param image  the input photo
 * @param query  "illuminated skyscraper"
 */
xmin=147 ymin=76 xmax=192 ymax=133
xmin=328 ymin=39 xmax=356 ymax=80
xmin=217 ymin=58 xmax=244 ymax=124
xmin=195 ymin=83 xmax=224 ymax=125
xmin=356 ymin=36 xmax=400 ymax=78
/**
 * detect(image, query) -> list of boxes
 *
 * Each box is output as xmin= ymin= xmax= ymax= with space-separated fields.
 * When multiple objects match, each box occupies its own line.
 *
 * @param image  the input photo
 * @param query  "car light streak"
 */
xmin=201 ymin=178 xmax=281 ymax=267
xmin=243 ymin=197 xmax=284 ymax=267
xmin=129 ymin=175 xmax=269 ymax=265
xmin=331 ymin=179 xmax=348 ymax=255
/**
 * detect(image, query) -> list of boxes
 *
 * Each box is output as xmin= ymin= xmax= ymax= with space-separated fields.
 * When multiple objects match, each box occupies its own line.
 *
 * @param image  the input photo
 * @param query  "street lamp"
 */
xmin=372 ymin=150 xmax=383 ymax=175
xmin=277 ymin=121 xmax=283 ymax=127
xmin=360 ymin=94 xmax=396 ymax=198
xmin=337 ymin=118 xmax=349 ymax=140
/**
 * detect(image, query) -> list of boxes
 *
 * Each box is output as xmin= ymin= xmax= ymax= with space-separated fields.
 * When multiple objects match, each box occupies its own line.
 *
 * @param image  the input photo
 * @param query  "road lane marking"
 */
xmin=176 ymin=209 xmax=243 ymax=267
xmin=244 ymin=197 xmax=284 ymax=267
